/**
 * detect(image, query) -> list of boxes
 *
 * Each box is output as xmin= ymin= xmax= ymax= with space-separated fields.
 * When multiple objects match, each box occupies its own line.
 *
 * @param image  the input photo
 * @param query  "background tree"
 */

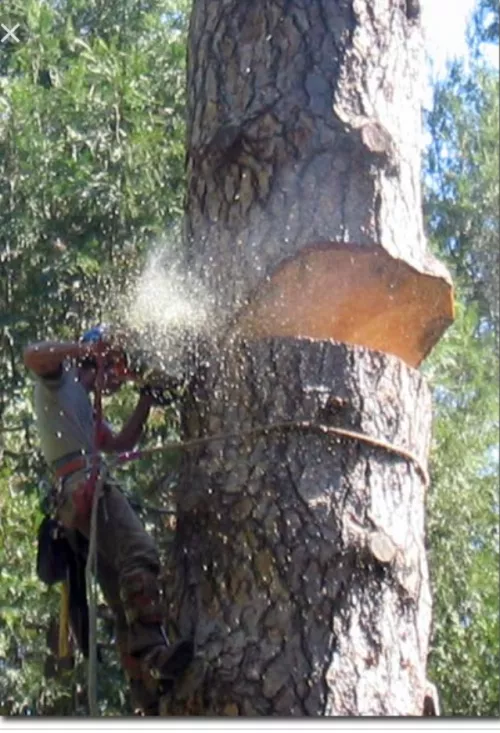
xmin=423 ymin=0 xmax=499 ymax=716
xmin=0 ymin=0 xmax=189 ymax=715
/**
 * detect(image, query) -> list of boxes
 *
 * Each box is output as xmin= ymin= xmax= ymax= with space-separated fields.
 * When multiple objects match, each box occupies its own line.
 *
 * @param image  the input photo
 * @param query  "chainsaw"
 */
xmin=89 ymin=325 xmax=185 ymax=407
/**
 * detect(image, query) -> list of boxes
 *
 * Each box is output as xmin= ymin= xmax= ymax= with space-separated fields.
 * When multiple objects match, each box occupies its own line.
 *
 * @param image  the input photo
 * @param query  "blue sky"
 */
xmin=421 ymin=0 xmax=497 ymax=75
xmin=421 ymin=0 xmax=476 ymax=74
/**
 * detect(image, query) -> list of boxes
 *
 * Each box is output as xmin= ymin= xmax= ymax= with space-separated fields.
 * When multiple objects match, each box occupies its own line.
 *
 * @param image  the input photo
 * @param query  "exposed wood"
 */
xmin=184 ymin=0 xmax=453 ymax=367
xmin=233 ymin=241 xmax=453 ymax=367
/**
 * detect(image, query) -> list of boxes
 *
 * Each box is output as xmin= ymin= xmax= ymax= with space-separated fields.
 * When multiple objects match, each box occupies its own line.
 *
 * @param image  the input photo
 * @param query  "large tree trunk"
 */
xmin=165 ymin=339 xmax=434 ymax=715
xmin=163 ymin=0 xmax=451 ymax=716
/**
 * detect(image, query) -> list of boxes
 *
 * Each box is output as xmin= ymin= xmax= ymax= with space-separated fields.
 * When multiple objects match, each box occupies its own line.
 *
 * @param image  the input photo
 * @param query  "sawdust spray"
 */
xmin=111 ymin=238 xmax=217 ymax=379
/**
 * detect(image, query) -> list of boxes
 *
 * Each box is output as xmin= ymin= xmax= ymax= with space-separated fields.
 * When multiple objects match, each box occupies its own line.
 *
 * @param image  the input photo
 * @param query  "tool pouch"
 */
xmin=66 ymin=529 xmax=93 ymax=659
xmin=36 ymin=516 xmax=71 ymax=585
xmin=36 ymin=517 xmax=96 ymax=659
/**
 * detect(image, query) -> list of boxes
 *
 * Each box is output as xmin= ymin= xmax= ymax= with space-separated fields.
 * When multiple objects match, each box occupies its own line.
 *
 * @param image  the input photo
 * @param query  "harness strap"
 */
xmin=52 ymin=450 xmax=105 ymax=482
xmin=55 ymin=456 xmax=91 ymax=480
xmin=58 ymin=581 xmax=71 ymax=660
xmin=52 ymin=450 xmax=89 ymax=471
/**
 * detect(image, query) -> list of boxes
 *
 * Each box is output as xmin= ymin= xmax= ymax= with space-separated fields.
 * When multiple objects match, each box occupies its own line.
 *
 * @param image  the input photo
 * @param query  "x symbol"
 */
xmin=1 ymin=24 xmax=20 ymax=43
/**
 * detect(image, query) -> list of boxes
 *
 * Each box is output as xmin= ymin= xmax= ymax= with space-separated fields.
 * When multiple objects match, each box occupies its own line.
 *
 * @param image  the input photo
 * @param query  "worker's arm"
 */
xmin=23 ymin=340 xmax=96 ymax=377
xmin=97 ymin=392 xmax=155 ymax=454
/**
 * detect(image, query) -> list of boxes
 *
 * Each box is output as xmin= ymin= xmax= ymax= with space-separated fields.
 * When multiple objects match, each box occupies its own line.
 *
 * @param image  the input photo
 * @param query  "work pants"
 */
xmin=57 ymin=475 xmax=165 ymax=713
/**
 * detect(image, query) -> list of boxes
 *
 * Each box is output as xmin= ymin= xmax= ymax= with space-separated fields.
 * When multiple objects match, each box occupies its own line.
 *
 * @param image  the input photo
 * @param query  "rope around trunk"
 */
xmin=113 ymin=419 xmax=429 ymax=487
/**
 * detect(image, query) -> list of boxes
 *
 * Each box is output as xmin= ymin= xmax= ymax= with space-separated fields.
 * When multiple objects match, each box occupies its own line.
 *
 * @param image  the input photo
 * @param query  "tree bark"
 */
xmin=183 ymin=0 xmax=453 ymax=367
xmin=165 ymin=339 xmax=433 ymax=715
xmin=163 ymin=0 xmax=451 ymax=717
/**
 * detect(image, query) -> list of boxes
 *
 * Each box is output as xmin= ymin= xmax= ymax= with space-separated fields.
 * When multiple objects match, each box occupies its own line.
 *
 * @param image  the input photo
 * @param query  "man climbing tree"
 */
xmin=163 ymin=0 xmax=454 ymax=716
xmin=23 ymin=327 xmax=194 ymax=715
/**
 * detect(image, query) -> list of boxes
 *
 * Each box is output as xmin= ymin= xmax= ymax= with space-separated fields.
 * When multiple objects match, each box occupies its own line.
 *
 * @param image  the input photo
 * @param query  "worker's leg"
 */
xmin=96 ymin=556 xmax=160 ymax=715
xmin=57 ymin=476 xmax=193 ymax=685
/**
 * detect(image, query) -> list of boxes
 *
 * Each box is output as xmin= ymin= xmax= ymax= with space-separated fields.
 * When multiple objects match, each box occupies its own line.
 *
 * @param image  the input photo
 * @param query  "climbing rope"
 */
xmin=110 ymin=419 xmax=429 ymax=487
xmin=85 ymin=471 xmax=102 ymax=716
xmin=85 ymin=351 xmax=105 ymax=717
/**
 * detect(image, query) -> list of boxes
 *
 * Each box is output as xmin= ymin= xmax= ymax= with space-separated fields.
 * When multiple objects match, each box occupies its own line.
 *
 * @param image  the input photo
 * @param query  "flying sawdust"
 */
xmin=118 ymin=247 xmax=217 ymax=378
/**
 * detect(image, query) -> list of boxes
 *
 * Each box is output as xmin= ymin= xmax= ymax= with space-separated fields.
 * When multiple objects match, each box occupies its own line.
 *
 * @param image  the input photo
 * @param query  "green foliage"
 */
xmin=423 ymin=0 xmax=499 ymax=716
xmin=425 ymin=65 xmax=499 ymax=336
xmin=424 ymin=304 xmax=499 ymax=715
xmin=0 ymin=0 xmax=190 ymax=716
xmin=1 ymin=0 xmax=188 ymax=348
xmin=0 ymin=483 xmax=58 ymax=715
xmin=471 ymin=0 xmax=500 ymax=49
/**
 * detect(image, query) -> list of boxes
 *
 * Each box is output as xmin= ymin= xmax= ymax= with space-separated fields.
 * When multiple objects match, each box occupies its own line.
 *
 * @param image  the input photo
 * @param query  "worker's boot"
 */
xmin=120 ymin=651 xmax=161 ymax=715
xmin=139 ymin=633 xmax=194 ymax=682
xmin=130 ymin=679 xmax=160 ymax=716
xmin=120 ymin=570 xmax=194 ymax=686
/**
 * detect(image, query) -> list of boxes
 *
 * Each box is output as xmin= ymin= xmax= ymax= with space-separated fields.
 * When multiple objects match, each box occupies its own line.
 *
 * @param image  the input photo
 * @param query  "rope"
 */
xmin=85 ymin=352 xmax=105 ymax=717
xmin=85 ymin=472 xmax=102 ymax=716
xmin=112 ymin=419 xmax=429 ymax=487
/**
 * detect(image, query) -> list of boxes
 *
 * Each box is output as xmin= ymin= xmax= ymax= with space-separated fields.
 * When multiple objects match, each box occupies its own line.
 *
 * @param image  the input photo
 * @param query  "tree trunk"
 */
xmin=165 ymin=338 xmax=434 ymax=715
xmin=163 ymin=0 xmax=451 ymax=716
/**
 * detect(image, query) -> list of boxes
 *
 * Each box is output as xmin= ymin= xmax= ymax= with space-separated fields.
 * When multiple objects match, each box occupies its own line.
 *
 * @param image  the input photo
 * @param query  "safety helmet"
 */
xmin=80 ymin=324 xmax=131 ymax=384
xmin=80 ymin=324 xmax=108 ymax=344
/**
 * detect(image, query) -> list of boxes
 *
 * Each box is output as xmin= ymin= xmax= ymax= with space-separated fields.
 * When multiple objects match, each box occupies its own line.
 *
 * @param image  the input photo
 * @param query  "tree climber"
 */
xmin=23 ymin=326 xmax=194 ymax=715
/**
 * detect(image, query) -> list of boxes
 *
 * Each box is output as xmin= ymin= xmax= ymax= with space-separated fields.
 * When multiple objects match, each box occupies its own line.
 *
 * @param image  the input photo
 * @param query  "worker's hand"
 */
xmin=139 ymin=385 xmax=175 ymax=407
xmin=83 ymin=341 xmax=108 ymax=362
xmin=87 ymin=341 xmax=128 ymax=370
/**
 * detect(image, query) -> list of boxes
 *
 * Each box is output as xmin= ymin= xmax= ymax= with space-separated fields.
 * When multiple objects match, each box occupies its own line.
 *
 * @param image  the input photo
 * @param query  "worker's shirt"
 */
xmin=32 ymin=364 xmax=96 ymax=488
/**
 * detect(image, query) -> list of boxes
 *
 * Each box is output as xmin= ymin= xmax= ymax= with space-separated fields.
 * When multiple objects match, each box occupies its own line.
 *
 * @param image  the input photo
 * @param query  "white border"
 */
xmin=1 ymin=719 xmax=500 ymax=731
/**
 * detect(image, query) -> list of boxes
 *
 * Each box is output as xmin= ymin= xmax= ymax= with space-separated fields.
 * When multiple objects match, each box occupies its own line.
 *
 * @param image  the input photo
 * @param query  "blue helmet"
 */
xmin=81 ymin=324 xmax=108 ymax=344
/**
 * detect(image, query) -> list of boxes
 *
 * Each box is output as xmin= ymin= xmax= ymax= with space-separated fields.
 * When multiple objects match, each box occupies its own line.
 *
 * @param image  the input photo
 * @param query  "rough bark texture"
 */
xmin=164 ymin=339 xmax=433 ymax=715
xmin=183 ymin=0 xmax=453 ymax=365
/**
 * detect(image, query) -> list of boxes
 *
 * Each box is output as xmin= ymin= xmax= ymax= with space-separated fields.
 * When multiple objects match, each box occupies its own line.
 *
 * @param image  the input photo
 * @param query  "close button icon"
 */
xmin=1 ymin=24 xmax=20 ymax=43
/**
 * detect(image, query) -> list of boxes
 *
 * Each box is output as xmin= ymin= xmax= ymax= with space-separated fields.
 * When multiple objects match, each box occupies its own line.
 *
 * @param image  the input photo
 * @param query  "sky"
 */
xmin=421 ymin=0 xmax=496 ymax=76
